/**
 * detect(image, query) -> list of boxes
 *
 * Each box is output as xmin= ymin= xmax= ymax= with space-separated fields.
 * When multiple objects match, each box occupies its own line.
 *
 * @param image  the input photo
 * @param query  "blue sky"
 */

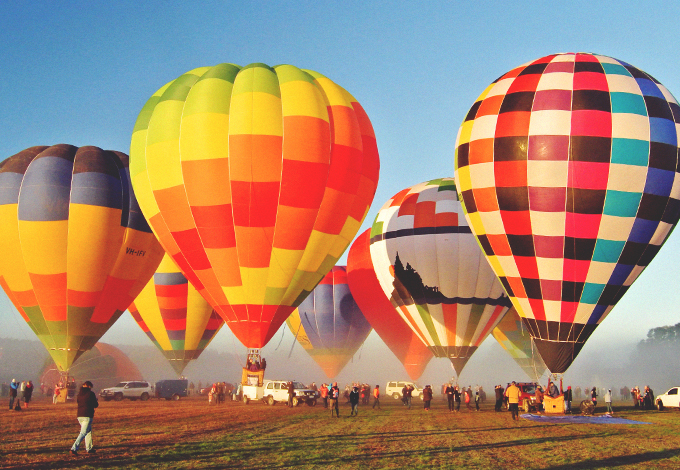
xmin=1 ymin=1 xmax=680 ymax=382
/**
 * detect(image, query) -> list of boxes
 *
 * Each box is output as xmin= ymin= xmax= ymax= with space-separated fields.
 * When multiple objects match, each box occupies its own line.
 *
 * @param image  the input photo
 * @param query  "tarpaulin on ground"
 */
xmin=520 ymin=414 xmax=651 ymax=425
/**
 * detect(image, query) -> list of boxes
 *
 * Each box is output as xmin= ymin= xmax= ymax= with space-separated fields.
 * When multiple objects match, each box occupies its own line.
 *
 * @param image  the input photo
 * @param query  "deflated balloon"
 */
xmin=492 ymin=307 xmax=546 ymax=381
xmin=347 ymin=229 xmax=433 ymax=380
xmin=129 ymin=254 xmax=224 ymax=376
xmin=286 ymin=266 xmax=372 ymax=378
xmin=130 ymin=63 xmax=379 ymax=349
xmin=369 ymin=178 xmax=511 ymax=375
xmin=454 ymin=53 xmax=680 ymax=373
xmin=0 ymin=145 xmax=164 ymax=371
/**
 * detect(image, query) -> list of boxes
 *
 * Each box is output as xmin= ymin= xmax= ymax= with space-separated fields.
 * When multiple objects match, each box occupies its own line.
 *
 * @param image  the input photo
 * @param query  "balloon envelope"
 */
xmin=40 ymin=342 xmax=143 ymax=391
xmin=492 ymin=307 xmax=546 ymax=381
xmin=347 ymin=229 xmax=433 ymax=380
xmin=130 ymin=63 xmax=379 ymax=349
xmin=129 ymin=253 xmax=224 ymax=376
xmin=454 ymin=53 xmax=680 ymax=373
xmin=287 ymin=266 xmax=372 ymax=378
xmin=0 ymin=145 xmax=164 ymax=371
xmin=369 ymin=178 xmax=511 ymax=375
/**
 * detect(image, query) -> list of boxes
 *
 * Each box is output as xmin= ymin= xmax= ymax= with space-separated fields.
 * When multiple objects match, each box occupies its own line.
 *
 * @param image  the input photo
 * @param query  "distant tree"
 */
xmin=640 ymin=323 xmax=680 ymax=345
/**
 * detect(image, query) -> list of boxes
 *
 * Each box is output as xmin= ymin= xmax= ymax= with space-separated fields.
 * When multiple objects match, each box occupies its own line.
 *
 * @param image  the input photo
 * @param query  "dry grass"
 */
xmin=2 ymin=395 xmax=680 ymax=469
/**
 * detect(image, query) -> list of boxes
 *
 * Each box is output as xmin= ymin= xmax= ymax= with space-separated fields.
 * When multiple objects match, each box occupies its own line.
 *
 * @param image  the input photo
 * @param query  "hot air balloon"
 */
xmin=0 ymin=145 xmax=164 ymax=372
xmin=129 ymin=253 xmax=225 ymax=376
xmin=346 ymin=229 xmax=433 ymax=380
xmin=369 ymin=178 xmax=512 ymax=376
xmin=286 ymin=266 xmax=372 ymax=378
xmin=130 ymin=63 xmax=379 ymax=357
xmin=492 ymin=307 xmax=546 ymax=381
xmin=454 ymin=53 xmax=680 ymax=374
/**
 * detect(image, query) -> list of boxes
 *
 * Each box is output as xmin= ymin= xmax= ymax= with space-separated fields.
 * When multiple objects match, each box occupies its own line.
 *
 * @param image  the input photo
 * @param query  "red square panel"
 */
xmin=494 ymin=161 xmax=527 ymax=187
xmin=540 ymin=279 xmax=562 ymax=301
xmin=568 ymin=161 xmax=610 ymax=190
xmin=495 ymin=111 xmax=531 ymax=137
xmin=571 ymin=110 xmax=612 ymax=137
xmin=562 ymin=259 xmax=591 ymax=283
xmin=565 ymin=212 xmax=601 ymax=239
xmin=500 ymin=210 xmax=532 ymax=235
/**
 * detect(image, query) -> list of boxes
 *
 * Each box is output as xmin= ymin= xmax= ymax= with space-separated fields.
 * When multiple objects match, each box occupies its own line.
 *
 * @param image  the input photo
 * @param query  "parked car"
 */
xmin=99 ymin=381 xmax=153 ymax=401
xmin=155 ymin=379 xmax=188 ymax=401
xmin=385 ymin=381 xmax=424 ymax=400
xmin=656 ymin=387 xmax=680 ymax=410
xmin=243 ymin=380 xmax=317 ymax=406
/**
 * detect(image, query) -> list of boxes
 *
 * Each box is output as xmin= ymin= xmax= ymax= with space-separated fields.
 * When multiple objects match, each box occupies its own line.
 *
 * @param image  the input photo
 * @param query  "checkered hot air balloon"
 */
xmin=130 ymin=63 xmax=379 ymax=349
xmin=286 ymin=266 xmax=372 ymax=378
xmin=347 ymin=229 xmax=433 ymax=381
xmin=129 ymin=254 xmax=224 ymax=376
xmin=454 ymin=53 xmax=680 ymax=374
xmin=0 ymin=145 xmax=164 ymax=372
xmin=369 ymin=178 xmax=512 ymax=376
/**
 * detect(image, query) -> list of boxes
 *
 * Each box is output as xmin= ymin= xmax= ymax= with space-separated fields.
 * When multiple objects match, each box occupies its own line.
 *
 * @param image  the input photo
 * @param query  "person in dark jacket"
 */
xmin=453 ymin=386 xmax=461 ymax=412
xmin=349 ymin=386 xmax=360 ymax=416
xmin=445 ymin=383 xmax=454 ymax=412
xmin=423 ymin=385 xmax=433 ymax=411
xmin=287 ymin=381 xmax=295 ymax=407
xmin=9 ymin=379 xmax=18 ymax=410
xmin=70 ymin=381 xmax=98 ymax=456
xmin=564 ymin=386 xmax=573 ymax=413
xmin=494 ymin=385 xmax=504 ymax=412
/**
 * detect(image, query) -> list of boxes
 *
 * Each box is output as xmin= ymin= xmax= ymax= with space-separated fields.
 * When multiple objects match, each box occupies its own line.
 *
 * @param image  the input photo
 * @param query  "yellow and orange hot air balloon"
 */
xmin=0 ymin=145 xmax=164 ymax=372
xmin=130 ymin=63 xmax=379 ymax=349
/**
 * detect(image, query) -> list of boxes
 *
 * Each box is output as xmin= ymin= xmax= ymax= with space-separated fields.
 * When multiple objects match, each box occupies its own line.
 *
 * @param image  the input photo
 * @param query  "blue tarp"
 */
xmin=520 ymin=413 xmax=652 ymax=425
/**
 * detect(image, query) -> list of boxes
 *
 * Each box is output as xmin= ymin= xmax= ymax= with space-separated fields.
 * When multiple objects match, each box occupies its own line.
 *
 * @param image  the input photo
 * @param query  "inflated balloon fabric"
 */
xmin=0 ymin=145 xmax=164 ymax=371
xmin=454 ymin=53 xmax=680 ymax=373
xmin=287 ymin=266 xmax=372 ymax=378
xmin=369 ymin=178 xmax=511 ymax=375
xmin=129 ymin=254 xmax=224 ymax=375
xmin=130 ymin=63 xmax=379 ymax=349
xmin=347 ymin=229 xmax=433 ymax=381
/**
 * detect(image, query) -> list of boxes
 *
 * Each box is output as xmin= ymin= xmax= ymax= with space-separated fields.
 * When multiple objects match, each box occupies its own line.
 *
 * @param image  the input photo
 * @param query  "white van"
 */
xmin=385 ymin=381 xmax=423 ymax=400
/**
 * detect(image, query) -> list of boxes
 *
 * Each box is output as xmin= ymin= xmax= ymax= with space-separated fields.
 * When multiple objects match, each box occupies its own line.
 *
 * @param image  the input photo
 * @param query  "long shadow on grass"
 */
xmin=542 ymin=447 xmax=680 ymax=469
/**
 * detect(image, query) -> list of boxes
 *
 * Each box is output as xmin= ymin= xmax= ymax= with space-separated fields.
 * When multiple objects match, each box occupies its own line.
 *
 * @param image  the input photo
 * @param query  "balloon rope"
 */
xmin=232 ymin=337 xmax=244 ymax=368
xmin=273 ymin=324 xmax=286 ymax=351
xmin=287 ymin=322 xmax=302 ymax=359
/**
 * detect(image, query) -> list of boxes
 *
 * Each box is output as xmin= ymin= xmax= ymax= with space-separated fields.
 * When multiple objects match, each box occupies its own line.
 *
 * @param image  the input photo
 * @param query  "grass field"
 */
xmin=2 ymin=395 xmax=680 ymax=469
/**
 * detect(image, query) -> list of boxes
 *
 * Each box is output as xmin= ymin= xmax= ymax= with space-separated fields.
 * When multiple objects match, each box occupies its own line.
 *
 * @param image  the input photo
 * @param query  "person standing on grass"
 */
xmin=9 ymin=379 xmax=18 ymax=410
xmin=423 ymin=385 xmax=433 ymax=411
xmin=287 ymin=381 xmax=295 ymax=407
xmin=475 ymin=391 xmax=480 ymax=411
xmin=349 ymin=386 xmax=360 ymax=416
xmin=372 ymin=385 xmax=381 ymax=410
xmin=70 ymin=381 xmax=98 ymax=456
xmin=23 ymin=380 xmax=33 ymax=408
xmin=405 ymin=385 xmax=413 ymax=409
xmin=591 ymin=387 xmax=598 ymax=413
xmin=605 ymin=389 xmax=613 ymax=414
xmin=494 ymin=385 xmax=504 ymax=412
xmin=564 ymin=386 xmax=572 ymax=414
xmin=445 ymin=383 xmax=454 ymax=412
xmin=505 ymin=381 xmax=521 ymax=421
xmin=330 ymin=382 xmax=340 ymax=417
xmin=453 ymin=385 xmax=461 ymax=412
